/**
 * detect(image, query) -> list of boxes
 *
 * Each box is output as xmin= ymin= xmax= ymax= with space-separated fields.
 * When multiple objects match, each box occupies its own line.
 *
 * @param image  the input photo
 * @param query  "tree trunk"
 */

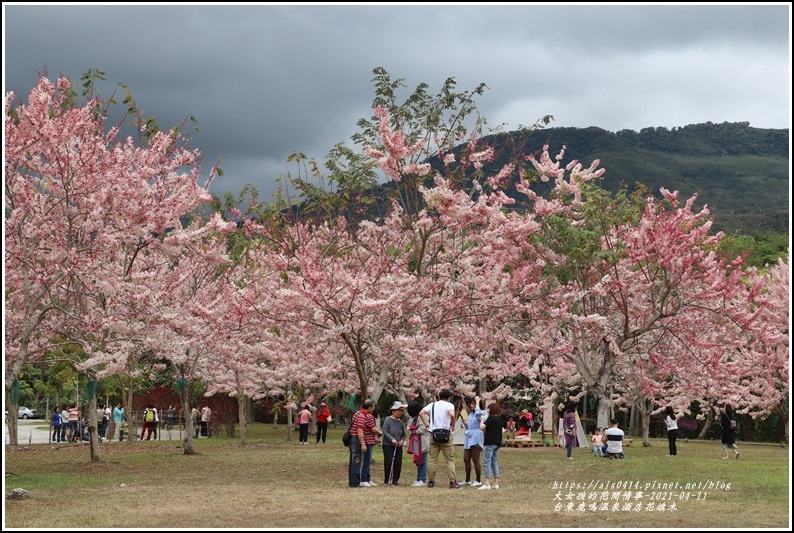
xmin=697 ymin=409 xmax=714 ymax=440
xmin=123 ymin=379 xmax=136 ymax=443
xmin=86 ymin=395 xmax=101 ymax=462
xmin=6 ymin=391 xmax=19 ymax=447
xmin=237 ymin=394 xmax=247 ymax=445
xmin=637 ymin=399 xmax=652 ymax=447
xmin=595 ymin=394 xmax=611 ymax=431
xmin=181 ymin=391 xmax=195 ymax=455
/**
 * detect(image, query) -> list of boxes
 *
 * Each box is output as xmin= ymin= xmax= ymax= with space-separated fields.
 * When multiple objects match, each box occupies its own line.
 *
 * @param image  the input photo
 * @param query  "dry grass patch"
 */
xmin=4 ymin=425 xmax=789 ymax=529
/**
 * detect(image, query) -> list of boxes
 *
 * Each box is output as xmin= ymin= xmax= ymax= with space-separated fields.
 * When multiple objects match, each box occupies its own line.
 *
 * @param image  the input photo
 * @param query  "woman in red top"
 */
xmin=315 ymin=402 xmax=331 ymax=444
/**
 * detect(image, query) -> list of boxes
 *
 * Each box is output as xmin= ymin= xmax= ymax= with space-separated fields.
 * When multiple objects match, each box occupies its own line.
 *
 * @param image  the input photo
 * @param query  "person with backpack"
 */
xmin=721 ymin=402 xmax=739 ymax=460
xmin=141 ymin=404 xmax=156 ymax=441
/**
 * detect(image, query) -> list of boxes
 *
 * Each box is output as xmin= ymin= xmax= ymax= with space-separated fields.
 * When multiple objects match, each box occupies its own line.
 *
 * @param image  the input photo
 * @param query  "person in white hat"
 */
xmin=382 ymin=401 xmax=407 ymax=485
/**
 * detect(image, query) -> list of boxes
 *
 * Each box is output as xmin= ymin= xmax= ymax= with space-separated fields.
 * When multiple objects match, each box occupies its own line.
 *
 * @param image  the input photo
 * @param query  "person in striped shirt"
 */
xmin=348 ymin=399 xmax=383 ymax=488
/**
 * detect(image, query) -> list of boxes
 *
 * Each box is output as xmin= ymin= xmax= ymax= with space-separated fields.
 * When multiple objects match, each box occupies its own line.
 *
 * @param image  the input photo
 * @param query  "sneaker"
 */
xmin=735 ymin=451 xmax=739 ymax=459
xmin=450 ymin=482 xmax=462 ymax=489
xmin=478 ymin=484 xmax=492 ymax=490
xmin=359 ymin=482 xmax=369 ymax=487
xmin=427 ymin=480 xmax=435 ymax=488
xmin=412 ymin=481 xmax=426 ymax=487
xmin=460 ymin=480 xmax=471 ymax=485
xmin=368 ymin=481 xmax=377 ymax=487
xmin=392 ymin=482 xmax=400 ymax=486
xmin=493 ymin=484 xmax=500 ymax=489
xmin=470 ymin=481 xmax=482 ymax=487
xmin=721 ymin=457 xmax=728 ymax=460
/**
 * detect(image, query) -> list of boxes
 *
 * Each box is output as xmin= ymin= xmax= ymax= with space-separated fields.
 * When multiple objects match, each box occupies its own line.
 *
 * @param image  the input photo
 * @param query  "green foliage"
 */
xmin=719 ymin=231 xmax=789 ymax=268
xmin=479 ymin=122 xmax=789 ymax=235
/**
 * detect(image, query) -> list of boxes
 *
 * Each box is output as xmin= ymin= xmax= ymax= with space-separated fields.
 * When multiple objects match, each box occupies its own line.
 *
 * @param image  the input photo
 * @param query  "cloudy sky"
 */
xmin=3 ymin=3 xmax=791 ymax=200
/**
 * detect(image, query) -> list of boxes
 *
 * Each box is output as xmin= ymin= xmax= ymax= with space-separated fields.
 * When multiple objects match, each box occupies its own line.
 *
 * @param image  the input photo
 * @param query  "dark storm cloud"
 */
xmin=3 ymin=3 xmax=790 ymax=199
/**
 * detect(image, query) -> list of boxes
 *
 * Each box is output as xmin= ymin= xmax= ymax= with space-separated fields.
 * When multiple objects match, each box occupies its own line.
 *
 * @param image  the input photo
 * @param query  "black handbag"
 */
xmin=430 ymin=403 xmax=451 ymax=442
xmin=432 ymin=428 xmax=451 ymax=443
xmin=342 ymin=421 xmax=354 ymax=447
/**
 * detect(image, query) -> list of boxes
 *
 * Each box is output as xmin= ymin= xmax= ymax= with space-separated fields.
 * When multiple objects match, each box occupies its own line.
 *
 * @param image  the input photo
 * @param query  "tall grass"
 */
xmin=4 ymin=424 xmax=789 ymax=529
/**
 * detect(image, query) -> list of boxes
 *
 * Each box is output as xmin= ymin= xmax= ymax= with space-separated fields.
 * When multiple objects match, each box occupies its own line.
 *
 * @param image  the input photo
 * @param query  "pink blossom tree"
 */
xmin=529 ymin=178 xmax=769 ymax=437
xmin=5 ymin=72 xmax=219 ymax=452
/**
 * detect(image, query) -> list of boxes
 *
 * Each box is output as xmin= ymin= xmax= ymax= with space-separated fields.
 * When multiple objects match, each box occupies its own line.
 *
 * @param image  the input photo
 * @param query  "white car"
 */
xmin=17 ymin=406 xmax=40 ymax=419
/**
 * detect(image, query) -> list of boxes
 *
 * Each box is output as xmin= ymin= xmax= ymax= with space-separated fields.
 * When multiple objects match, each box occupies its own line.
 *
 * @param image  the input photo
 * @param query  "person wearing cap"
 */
xmin=382 ymin=401 xmax=407 ymax=485
xmin=316 ymin=402 xmax=332 ymax=444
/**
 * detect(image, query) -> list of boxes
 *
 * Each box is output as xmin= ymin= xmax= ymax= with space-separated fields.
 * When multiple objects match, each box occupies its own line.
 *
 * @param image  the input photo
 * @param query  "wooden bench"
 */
xmin=505 ymin=439 xmax=546 ymax=448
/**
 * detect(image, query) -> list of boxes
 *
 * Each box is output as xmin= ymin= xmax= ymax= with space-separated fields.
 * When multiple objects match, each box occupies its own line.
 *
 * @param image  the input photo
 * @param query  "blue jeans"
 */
xmin=483 ymin=444 xmax=500 ymax=480
xmin=348 ymin=436 xmax=363 ymax=487
xmin=416 ymin=451 xmax=428 ymax=482
xmin=361 ymin=444 xmax=373 ymax=483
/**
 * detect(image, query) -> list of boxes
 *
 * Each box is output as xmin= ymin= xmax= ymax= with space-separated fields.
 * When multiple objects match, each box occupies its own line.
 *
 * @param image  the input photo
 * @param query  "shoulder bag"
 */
xmin=430 ymin=403 xmax=450 ymax=443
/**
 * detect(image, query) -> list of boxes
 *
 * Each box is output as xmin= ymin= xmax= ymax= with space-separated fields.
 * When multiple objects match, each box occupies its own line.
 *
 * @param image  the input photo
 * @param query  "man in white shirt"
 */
xmin=604 ymin=418 xmax=625 ymax=459
xmin=420 ymin=389 xmax=462 ymax=489
xmin=201 ymin=405 xmax=212 ymax=437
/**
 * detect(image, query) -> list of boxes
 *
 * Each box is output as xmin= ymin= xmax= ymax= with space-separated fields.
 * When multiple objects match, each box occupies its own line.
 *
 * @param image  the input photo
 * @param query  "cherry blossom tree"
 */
xmin=5 ymin=73 xmax=220 ymax=453
xmin=529 ymin=175 xmax=769 ymax=435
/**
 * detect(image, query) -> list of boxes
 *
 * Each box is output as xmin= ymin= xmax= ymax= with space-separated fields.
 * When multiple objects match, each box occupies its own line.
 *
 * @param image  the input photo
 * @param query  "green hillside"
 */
xmin=482 ymin=121 xmax=789 ymax=235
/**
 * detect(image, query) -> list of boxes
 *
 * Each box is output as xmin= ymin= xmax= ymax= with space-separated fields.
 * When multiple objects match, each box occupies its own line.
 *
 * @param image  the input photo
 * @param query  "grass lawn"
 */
xmin=3 ymin=424 xmax=790 ymax=529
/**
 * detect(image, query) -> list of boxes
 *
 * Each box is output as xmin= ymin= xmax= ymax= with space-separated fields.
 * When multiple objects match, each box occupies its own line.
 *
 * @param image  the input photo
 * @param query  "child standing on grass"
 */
xmin=591 ymin=429 xmax=604 ymax=457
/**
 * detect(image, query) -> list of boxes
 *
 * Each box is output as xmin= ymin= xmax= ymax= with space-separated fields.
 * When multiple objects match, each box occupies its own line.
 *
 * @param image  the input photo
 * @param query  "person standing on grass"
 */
xmin=297 ymin=403 xmax=312 ymax=445
xmin=420 ymin=389 xmax=461 ymax=489
xmin=112 ymin=403 xmax=124 ymax=442
xmin=141 ymin=404 xmax=156 ymax=440
xmin=406 ymin=401 xmax=430 ymax=487
xmin=103 ymin=403 xmax=112 ymax=440
xmin=59 ymin=405 xmax=69 ymax=443
xmin=201 ymin=405 xmax=212 ymax=437
xmin=51 ymin=406 xmax=62 ymax=443
xmin=479 ymin=402 xmax=503 ymax=490
xmin=382 ymin=401 xmax=407 ymax=485
xmin=67 ymin=403 xmax=80 ymax=442
xmin=315 ymin=402 xmax=331 ymax=444
xmin=591 ymin=429 xmax=605 ymax=458
xmin=563 ymin=401 xmax=578 ymax=460
xmin=665 ymin=406 xmax=678 ymax=456
xmin=348 ymin=399 xmax=382 ymax=488
xmin=721 ymin=403 xmax=739 ymax=460
xmin=462 ymin=395 xmax=486 ymax=487
xmin=192 ymin=406 xmax=200 ymax=438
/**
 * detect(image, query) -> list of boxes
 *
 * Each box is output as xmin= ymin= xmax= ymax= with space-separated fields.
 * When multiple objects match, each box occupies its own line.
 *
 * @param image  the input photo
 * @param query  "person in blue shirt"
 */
xmin=51 ymin=407 xmax=63 ymax=443
xmin=462 ymin=395 xmax=486 ymax=486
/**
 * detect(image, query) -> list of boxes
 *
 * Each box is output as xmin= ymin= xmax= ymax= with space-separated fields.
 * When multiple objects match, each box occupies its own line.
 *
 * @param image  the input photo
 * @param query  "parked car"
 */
xmin=17 ymin=406 xmax=40 ymax=419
